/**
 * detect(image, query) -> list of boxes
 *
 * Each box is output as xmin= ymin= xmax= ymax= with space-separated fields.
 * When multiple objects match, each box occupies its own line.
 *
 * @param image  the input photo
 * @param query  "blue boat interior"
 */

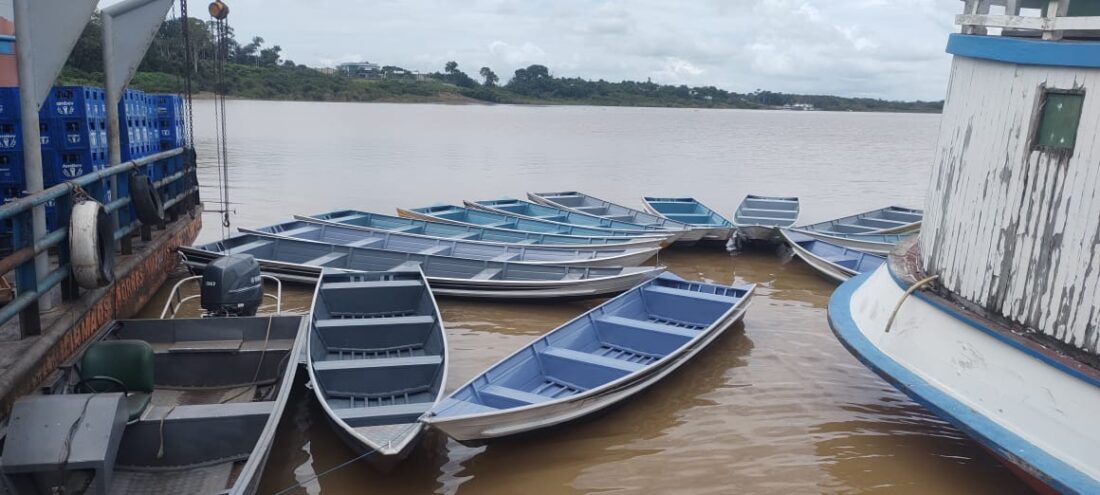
xmin=643 ymin=197 xmax=733 ymax=227
xmin=246 ymin=220 xmax=633 ymax=264
xmin=409 ymin=204 xmax=625 ymax=237
xmin=192 ymin=234 xmax=627 ymax=281
xmin=310 ymin=270 xmax=446 ymax=433
xmin=786 ymin=231 xmax=885 ymax=274
xmin=801 ymin=206 xmax=923 ymax=234
xmin=734 ymin=195 xmax=800 ymax=227
xmin=430 ymin=274 xmax=750 ymax=418
xmin=475 ymin=198 xmax=664 ymax=232
xmin=534 ymin=191 xmax=675 ymax=227
xmin=309 ymin=209 xmax=632 ymax=247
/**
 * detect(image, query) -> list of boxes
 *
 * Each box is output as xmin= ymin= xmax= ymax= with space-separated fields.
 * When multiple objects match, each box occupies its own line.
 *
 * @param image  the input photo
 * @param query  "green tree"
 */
xmin=444 ymin=61 xmax=458 ymax=74
xmin=479 ymin=67 xmax=498 ymax=87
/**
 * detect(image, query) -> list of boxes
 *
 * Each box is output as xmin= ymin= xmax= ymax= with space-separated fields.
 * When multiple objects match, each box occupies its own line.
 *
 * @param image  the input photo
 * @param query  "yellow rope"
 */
xmin=885 ymin=275 xmax=940 ymax=333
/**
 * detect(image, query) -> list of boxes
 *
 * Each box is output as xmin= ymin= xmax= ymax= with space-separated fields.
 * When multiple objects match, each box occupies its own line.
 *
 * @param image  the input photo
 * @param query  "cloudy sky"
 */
xmin=206 ymin=0 xmax=962 ymax=101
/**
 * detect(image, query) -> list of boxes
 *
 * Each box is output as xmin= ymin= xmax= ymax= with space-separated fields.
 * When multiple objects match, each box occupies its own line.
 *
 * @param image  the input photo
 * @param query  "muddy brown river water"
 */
xmin=144 ymin=101 xmax=1031 ymax=493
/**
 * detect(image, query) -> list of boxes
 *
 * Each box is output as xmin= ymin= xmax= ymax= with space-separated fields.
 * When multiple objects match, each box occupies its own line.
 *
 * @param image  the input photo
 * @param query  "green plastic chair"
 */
xmin=77 ymin=340 xmax=155 ymax=423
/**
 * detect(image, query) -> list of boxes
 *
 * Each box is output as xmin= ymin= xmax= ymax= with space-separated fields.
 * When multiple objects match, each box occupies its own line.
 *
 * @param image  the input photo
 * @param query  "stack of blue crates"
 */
xmin=118 ymin=89 xmax=160 ymax=162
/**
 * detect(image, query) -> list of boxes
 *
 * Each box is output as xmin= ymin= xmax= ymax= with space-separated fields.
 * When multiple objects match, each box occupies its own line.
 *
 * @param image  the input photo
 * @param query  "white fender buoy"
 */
xmin=70 ymin=199 xmax=115 ymax=289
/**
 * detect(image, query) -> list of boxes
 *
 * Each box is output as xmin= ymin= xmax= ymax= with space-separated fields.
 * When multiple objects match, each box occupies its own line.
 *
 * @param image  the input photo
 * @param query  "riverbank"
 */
xmin=59 ymin=65 xmax=943 ymax=113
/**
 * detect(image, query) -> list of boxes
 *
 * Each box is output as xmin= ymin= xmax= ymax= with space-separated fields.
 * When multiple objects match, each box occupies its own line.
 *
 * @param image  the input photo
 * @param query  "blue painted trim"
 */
xmin=0 ymin=41 xmax=12 ymax=56
xmin=947 ymin=33 xmax=1100 ymax=69
xmin=884 ymin=263 xmax=1100 ymax=390
xmin=828 ymin=269 xmax=1098 ymax=494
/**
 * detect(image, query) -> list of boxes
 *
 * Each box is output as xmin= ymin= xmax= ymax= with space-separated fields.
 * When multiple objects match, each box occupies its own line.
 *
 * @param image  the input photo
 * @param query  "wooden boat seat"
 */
xmin=471 ymin=268 xmax=502 ymax=280
xmin=539 ymin=346 xmax=644 ymax=373
xmin=224 ymin=240 xmax=272 ymax=255
xmin=644 ymin=285 xmax=736 ymax=305
xmin=479 ymin=385 xmax=551 ymax=406
xmin=333 ymin=402 xmax=431 ymax=424
xmin=490 ymin=253 xmax=518 ymax=262
xmin=346 ymin=238 xmax=383 ymax=248
xmin=418 ymin=246 xmax=450 ymax=256
xmin=279 ymin=225 xmax=321 ymax=237
xmin=596 ymin=315 xmax=698 ymax=339
xmin=304 ymin=252 xmax=347 ymax=267
xmin=312 ymin=354 xmax=442 ymax=372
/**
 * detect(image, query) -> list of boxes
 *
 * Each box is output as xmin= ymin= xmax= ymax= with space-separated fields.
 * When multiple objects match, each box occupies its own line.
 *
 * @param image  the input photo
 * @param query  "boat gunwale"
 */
xmin=424 ymin=274 xmax=755 ymax=424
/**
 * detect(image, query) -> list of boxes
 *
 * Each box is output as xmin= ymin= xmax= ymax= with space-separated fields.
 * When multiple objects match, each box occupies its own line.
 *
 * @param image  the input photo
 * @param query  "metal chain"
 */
xmin=180 ymin=0 xmax=195 ymax=147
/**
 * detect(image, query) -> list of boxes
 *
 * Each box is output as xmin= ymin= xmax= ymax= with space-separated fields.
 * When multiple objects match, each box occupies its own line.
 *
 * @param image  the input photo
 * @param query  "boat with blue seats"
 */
xmin=306 ymin=268 xmax=447 ymax=469
xmin=241 ymin=219 xmax=659 ymax=268
xmin=780 ymin=229 xmax=884 ymax=282
xmin=527 ymin=191 xmax=706 ymax=245
xmin=797 ymin=206 xmax=922 ymax=235
xmin=422 ymin=272 xmax=754 ymax=443
xmin=397 ymin=205 xmax=675 ymax=244
xmin=787 ymin=228 xmax=911 ymax=255
xmin=178 ymin=233 xmax=666 ymax=300
xmin=466 ymin=197 xmax=676 ymax=235
xmin=301 ymin=210 xmax=667 ymax=251
xmin=640 ymin=196 xmax=735 ymax=242
xmin=732 ymin=195 xmax=800 ymax=242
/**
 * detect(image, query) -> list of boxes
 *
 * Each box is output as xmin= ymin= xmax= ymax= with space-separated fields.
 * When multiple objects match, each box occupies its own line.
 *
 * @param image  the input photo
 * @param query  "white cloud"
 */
xmin=218 ymin=0 xmax=962 ymax=100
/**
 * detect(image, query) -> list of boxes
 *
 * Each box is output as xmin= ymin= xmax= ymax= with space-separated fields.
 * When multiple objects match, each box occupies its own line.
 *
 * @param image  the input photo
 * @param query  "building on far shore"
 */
xmin=337 ymin=61 xmax=381 ymax=78
xmin=781 ymin=103 xmax=815 ymax=111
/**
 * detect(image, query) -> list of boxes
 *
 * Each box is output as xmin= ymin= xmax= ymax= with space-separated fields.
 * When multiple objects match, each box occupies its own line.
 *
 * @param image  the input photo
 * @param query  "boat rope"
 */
xmin=884 ymin=274 xmax=940 ymax=333
xmin=268 ymin=422 xmax=416 ymax=495
xmin=219 ymin=315 xmax=274 ymax=404
xmin=179 ymin=0 xmax=195 ymax=147
xmin=210 ymin=1 xmax=232 ymax=238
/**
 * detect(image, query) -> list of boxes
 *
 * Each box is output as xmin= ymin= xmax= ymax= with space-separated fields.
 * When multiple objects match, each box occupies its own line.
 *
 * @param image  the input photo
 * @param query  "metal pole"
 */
xmin=12 ymin=0 xmax=53 ymax=324
xmin=102 ymin=13 xmax=123 ymax=250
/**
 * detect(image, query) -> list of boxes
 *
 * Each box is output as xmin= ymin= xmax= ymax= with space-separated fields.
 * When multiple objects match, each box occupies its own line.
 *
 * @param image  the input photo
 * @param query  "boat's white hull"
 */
xmin=180 ymin=253 xmax=665 ymax=300
xmin=780 ymin=230 xmax=856 ymax=283
xmin=830 ymin=266 xmax=1100 ymax=493
xmin=423 ymin=301 xmax=750 ymax=442
xmin=789 ymin=230 xmax=895 ymax=255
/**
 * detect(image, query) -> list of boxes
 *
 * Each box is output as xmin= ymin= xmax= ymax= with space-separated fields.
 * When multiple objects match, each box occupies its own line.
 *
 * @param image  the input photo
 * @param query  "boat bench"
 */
xmin=490 ymin=253 xmax=519 ymax=262
xmin=418 ymin=246 xmax=451 ymax=256
xmin=334 ymin=402 xmax=431 ymax=426
xmin=346 ymin=238 xmax=383 ymax=248
xmin=328 ymin=214 xmax=365 ymax=223
xmin=479 ymin=384 xmax=550 ymax=406
xmin=514 ymin=239 xmax=539 ymax=245
xmin=313 ymin=354 xmax=442 ymax=372
xmin=472 ymin=268 xmax=502 ymax=280
xmin=392 ymin=225 xmax=420 ymax=233
xmin=540 ymin=346 xmax=644 ymax=373
xmin=453 ymin=232 xmax=480 ymax=240
xmin=561 ymin=271 xmax=585 ymax=280
xmin=596 ymin=315 xmax=697 ymax=339
xmin=279 ymin=226 xmax=321 ymax=237
xmin=225 ymin=240 xmax=272 ymax=255
xmin=645 ymin=285 xmax=736 ymax=305
xmin=322 ymin=279 xmax=424 ymax=292
xmin=304 ymin=252 xmax=347 ymax=267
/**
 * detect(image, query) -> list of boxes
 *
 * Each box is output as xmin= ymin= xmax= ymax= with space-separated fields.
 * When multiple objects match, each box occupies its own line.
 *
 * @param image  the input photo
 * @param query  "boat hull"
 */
xmin=780 ymin=230 xmax=856 ymax=282
xmin=424 ymin=300 xmax=750 ymax=443
xmin=829 ymin=266 xmax=1100 ymax=494
xmin=735 ymin=225 xmax=780 ymax=242
xmin=789 ymin=229 xmax=899 ymax=255
xmin=179 ymin=249 xmax=665 ymax=300
xmin=638 ymin=201 xmax=734 ymax=243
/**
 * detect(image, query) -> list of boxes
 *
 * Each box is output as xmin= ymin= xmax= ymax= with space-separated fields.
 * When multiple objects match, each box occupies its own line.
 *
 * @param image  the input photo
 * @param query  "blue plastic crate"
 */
xmin=0 ymin=151 xmax=23 ymax=186
xmin=0 ymin=119 xmax=56 ymax=152
xmin=45 ymin=148 xmax=107 ymax=185
xmin=0 ymin=88 xmax=20 ymax=120
xmin=46 ymin=86 xmax=106 ymax=120
xmin=52 ymin=116 xmax=107 ymax=150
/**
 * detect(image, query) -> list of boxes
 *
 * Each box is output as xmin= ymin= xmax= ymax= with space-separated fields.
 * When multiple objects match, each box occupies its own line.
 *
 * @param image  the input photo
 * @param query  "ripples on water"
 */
xmin=156 ymin=101 xmax=1034 ymax=493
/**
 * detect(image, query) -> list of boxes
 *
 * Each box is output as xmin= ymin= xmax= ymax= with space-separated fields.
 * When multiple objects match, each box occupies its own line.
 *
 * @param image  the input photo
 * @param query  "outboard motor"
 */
xmin=200 ymin=254 xmax=263 ymax=316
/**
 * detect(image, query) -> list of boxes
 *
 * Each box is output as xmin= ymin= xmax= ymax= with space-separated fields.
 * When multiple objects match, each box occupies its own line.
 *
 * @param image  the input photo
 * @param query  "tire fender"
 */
xmin=129 ymin=171 xmax=165 ymax=225
xmin=70 ymin=199 xmax=115 ymax=289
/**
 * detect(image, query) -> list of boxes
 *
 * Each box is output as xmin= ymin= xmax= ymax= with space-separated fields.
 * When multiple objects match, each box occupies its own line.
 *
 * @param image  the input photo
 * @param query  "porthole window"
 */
xmin=1035 ymin=90 xmax=1084 ymax=151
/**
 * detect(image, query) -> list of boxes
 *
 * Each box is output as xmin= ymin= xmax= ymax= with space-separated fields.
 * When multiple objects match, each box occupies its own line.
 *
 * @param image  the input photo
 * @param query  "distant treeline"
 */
xmin=60 ymin=15 xmax=943 ymax=113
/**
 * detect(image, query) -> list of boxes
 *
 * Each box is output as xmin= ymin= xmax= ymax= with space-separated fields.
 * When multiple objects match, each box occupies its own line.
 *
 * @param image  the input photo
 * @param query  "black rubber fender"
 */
xmin=70 ymin=199 xmax=116 ymax=288
xmin=129 ymin=171 xmax=165 ymax=225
